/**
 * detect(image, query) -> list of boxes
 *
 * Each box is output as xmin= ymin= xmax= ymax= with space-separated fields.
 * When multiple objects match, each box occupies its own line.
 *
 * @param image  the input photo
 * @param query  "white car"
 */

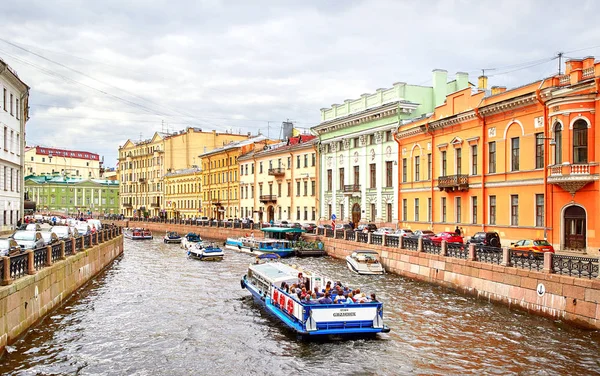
xmin=12 ymin=231 xmax=46 ymax=250
xmin=374 ymin=227 xmax=394 ymax=235
xmin=51 ymin=226 xmax=75 ymax=240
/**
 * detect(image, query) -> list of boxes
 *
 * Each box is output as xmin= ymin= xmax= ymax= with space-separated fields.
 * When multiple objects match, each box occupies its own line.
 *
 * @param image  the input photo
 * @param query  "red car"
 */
xmin=430 ymin=232 xmax=464 ymax=244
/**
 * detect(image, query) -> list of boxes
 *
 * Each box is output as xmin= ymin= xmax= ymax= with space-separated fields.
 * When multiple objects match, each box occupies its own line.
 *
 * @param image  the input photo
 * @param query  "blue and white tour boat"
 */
xmin=187 ymin=241 xmax=224 ymax=261
xmin=225 ymin=237 xmax=294 ymax=257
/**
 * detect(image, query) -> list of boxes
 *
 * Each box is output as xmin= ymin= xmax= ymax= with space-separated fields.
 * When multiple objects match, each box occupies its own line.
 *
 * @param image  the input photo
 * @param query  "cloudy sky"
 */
xmin=2 ymin=0 xmax=600 ymax=167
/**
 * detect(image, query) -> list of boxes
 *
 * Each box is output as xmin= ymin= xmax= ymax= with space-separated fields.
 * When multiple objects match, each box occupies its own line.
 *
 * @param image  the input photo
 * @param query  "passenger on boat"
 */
xmin=345 ymin=292 xmax=355 ymax=304
xmin=323 ymin=281 xmax=332 ymax=293
xmin=297 ymin=273 xmax=305 ymax=287
xmin=370 ymin=293 xmax=378 ymax=303
xmin=318 ymin=292 xmax=333 ymax=304
xmin=313 ymin=287 xmax=324 ymax=298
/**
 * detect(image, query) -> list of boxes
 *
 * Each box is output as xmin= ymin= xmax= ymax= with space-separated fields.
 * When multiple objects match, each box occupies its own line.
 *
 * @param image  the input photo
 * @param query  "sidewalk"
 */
xmin=555 ymin=249 xmax=598 ymax=258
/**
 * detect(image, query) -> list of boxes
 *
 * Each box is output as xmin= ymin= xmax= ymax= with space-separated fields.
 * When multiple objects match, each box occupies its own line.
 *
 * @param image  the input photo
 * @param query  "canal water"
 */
xmin=1 ymin=237 xmax=599 ymax=375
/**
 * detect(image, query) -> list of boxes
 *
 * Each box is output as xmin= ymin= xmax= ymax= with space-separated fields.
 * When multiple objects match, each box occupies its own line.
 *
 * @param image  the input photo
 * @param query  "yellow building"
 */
xmin=238 ymin=134 xmax=318 ymax=224
xmin=118 ymin=128 xmax=250 ymax=218
xmin=164 ymin=167 xmax=202 ymax=219
xmin=25 ymin=146 xmax=102 ymax=179
xmin=200 ymin=136 xmax=269 ymax=220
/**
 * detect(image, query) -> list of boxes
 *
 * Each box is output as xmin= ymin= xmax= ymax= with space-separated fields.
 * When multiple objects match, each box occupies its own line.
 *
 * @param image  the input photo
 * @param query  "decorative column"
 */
xmin=27 ymin=250 xmax=35 ymax=275
xmin=46 ymin=245 xmax=53 ymax=266
xmin=2 ymin=256 xmax=11 ymax=285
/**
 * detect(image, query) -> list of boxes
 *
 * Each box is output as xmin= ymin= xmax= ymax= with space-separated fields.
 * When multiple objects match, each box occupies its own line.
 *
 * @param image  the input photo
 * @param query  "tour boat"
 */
xmin=345 ymin=250 xmax=385 ymax=275
xmin=181 ymin=232 xmax=202 ymax=249
xmin=225 ymin=237 xmax=294 ymax=257
xmin=240 ymin=260 xmax=390 ymax=337
xmin=187 ymin=241 xmax=224 ymax=261
xmin=123 ymin=228 xmax=153 ymax=240
xmin=163 ymin=231 xmax=182 ymax=244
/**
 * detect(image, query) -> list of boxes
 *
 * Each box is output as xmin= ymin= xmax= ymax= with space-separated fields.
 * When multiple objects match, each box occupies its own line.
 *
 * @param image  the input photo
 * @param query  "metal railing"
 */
xmin=33 ymin=248 xmax=47 ymax=270
xmin=65 ymin=239 xmax=73 ymax=255
xmin=475 ymin=245 xmax=503 ymax=264
xmin=357 ymin=232 xmax=368 ymax=243
xmin=553 ymin=254 xmax=599 ymax=279
xmin=447 ymin=243 xmax=468 ymax=259
xmin=51 ymin=243 xmax=62 ymax=262
xmin=9 ymin=253 xmax=28 ymax=280
xmin=403 ymin=237 xmax=418 ymax=251
xmin=325 ymin=229 xmax=334 ymax=238
xmin=422 ymin=239 xmax=441 ymax=254
xmin=510 ymin=250 xmax=544 ymax=271
xmin=335 ymin=230 xmax=345 ymax=239
xmin=385 ymin=235 xmax=399 ymax=247
xmin=371 ymin=233 xmax=382 ymax=245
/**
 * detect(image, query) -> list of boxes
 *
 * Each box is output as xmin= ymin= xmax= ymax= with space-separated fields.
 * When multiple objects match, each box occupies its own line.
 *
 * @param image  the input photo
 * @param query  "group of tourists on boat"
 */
xmin=280 ymin=273 xmax=378 ymax=305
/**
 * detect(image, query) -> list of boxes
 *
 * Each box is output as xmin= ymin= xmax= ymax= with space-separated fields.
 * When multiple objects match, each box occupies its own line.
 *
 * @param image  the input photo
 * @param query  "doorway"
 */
xmin=267 ymin=205 xmax=275 ymax=223
xmin=564 ymin=205 xmax=586 ymax=250
xmin=352 ymin=203 xmax=361 ymax=227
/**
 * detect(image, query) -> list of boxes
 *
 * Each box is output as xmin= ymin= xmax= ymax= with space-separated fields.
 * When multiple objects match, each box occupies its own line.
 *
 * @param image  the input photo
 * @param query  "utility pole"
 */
xmin=557 ymin=52 xmax=564 ymax=75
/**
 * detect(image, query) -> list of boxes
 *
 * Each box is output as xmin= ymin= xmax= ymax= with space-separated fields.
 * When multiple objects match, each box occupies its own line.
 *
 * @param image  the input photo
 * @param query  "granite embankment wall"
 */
xmin=112 ymin=220 xmax=600 ymax=329
xmin=0 ymin=234 xmax=124 ymax=355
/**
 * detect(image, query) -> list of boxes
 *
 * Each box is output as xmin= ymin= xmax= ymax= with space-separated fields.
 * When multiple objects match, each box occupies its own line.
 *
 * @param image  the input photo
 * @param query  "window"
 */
xmin=2 ymin=88 xmax=5 ymax=111
xmin=304 ymin=206 xmax=308 ymax=221
xmin=296 ymin=181 xmax=300 ymax=196
xmin=386 ymin=130 xmax=392 ymax=142
xmin=339 ymin=168 xmax=345 ymax=187
xmin=428 ymin=198 xmax=432 ymax=222
xmin=471 ymin=145 xmax=478 ymax=175
xmin=554 ymin=123 xmax=562 ymax=164
xmin=259 ymin=162 xmax=263 ymax=174
xmin=296 ymin=155 xmax=300 ymax=168
xmin=488 ymin=142 xmax=496 ymax=173
xmin=535 ymin=194 xmax=544 ymax=227
xmin=471 ymin=196 xmax=478 ymax=224
xmin=353 ymin=166 xmax=359 ymax=184
xmin=427 ymin=153 xmax=432 ymax=180
xmin=441 ymin=151 xmax=447 ymax=176
xmin=573 ymin=120 xmax=588 ymax=164
xmin=297 ymin=206 xmax=300 ymax=220
xmin=456 ymin=148 xmax=462 ymax=175
xmin=535 ymin=133 xmax=544 ymax=169
xmin=287 ymin=157 xmax=291 ymax=169
xmin=510 ymin=195 xmax=519 ymax=226
xmin=368 ymin=134 xmax=374 ymax=145
xmin=304 ymin=154 xmax=308 ymax=168
xmin=414 ymin=156 xmax=420 ymax=181
xmin=303 ymin=181 xmax=307 ymax=196
xmin=327 ymin=169 xmax=332 ymax=191
xmin=402 ymin=199 xmax=407 ymax=221
xmin=287 ymin=182 xmax=291 ymax=197
xmin=441 ymin=197 xmax=446 ymax=222
xmin=353 ymin=137 xmax=359 ymax=148
xmin=387 ymin=203 xmax=392 ymax=222
xmin=402 ymin=158 xmax=407 ymax=182
xmin=311 ymin=153 xmax=316 ymax=166
xmin=414 ymin=198 xmax=419 ymax=221
xmin=251 ymin=163 xmax=254 ymax=174
xmin=370 ymin=203 xmax=376 ymax=222
xmin=456 ymin=197 xmax=461 ymax=223
xmin=9 ymin=94 xmax=13 ymax=116
xmin=3 ymin=127 xmax=6 ymax=150
xmin=311 ymin=180 xmax=316 ymax=196
xmin=369 ymin=164 xmax=376 ymax=188
xmin=16 ymin=99 xmax=19 ymax=120
xmin=386 ymin=161 xmax=393 ymax=187
xmin=312 ymin=207 xmax=316 ymax=221
xmin=489 ymin=195 xmax=496 ymax=225
xmin=340 ymin=204 xmax=344 ymax=220
xmin=511 ymin=137 xmax=520 ymax=171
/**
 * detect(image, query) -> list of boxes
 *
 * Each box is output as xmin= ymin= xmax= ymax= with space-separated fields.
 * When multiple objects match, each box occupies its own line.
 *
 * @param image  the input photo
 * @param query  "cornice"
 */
xmin=479 ymin=94 xmax=538 ymax=116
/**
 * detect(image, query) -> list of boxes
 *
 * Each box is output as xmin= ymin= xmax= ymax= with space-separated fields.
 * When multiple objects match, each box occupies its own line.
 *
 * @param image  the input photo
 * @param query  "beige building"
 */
xmin=164 ymin=167 xmax=202 ymax=219
xmin=238 ymin=134 xmax=318 ymax=224
xmin=118 ymin=128 xmax=249 ymax=218
xmin=25 ymin=146 xmax=102 ymax=179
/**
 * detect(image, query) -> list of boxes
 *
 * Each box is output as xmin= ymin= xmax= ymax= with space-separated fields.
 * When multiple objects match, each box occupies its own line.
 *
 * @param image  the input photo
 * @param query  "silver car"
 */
xmin=0 ymin=238 xmax=21 ymax=256
xmin=51 ymin=225 xmax=74 ymax=240
xmin=12 ymin=230 xmax=46 ymax=250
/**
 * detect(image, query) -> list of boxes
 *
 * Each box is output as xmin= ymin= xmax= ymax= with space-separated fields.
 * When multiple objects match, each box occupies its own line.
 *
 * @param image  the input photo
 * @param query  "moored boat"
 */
xmin=124 ymin=228 xmax=153 ymax=240
xmin=163 ymin=231 xmax=182 ymax=244
xmin=240 ymin=260 xmax=390 ymax=337
xmin=225 ymin=237 xmax=294 ymax=257
xmin=181 ymin=232 xmax=202 ymax=249
xmin=345 ymin=250 xmax=385 ymax=275
xmin=187 ymin=241 xmax=224 ymax=261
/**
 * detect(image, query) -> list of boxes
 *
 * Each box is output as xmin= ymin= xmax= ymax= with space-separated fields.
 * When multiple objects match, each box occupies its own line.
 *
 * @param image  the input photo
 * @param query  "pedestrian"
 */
xmin=455 ymin=226 xmax=461 ymax=236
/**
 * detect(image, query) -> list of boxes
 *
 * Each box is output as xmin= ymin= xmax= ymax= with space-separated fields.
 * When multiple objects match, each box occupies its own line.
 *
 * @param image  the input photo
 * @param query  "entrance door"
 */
xmin=267 ymin=206 xmax=275 ymax=223
xmin=564 ymin=206 xmax=586 ymax=250
xmin=352 ymin=203 xmax=361 ymax=227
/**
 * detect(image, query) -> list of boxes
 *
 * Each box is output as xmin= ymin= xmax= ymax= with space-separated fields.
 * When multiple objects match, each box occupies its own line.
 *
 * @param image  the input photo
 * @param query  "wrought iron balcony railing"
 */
xmin=437 ymin=174 xmax=469 ymax=192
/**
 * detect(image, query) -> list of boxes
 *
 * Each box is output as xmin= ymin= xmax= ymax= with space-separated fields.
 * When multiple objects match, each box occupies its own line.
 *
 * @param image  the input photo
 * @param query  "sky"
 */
xmin=2 ymin=0 xmax=600 ymax=167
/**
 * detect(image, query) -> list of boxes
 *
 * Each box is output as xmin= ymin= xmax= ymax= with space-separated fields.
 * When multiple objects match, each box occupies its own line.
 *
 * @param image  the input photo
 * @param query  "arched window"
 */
xmin=573 ymin=119 xmax=588 ymax=164
xmin=554 ymin=122 xmax=562 ymax=164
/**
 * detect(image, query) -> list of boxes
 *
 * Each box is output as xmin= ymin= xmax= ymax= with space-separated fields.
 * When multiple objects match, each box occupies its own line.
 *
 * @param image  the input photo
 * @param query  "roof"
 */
xmin=198 ymin=135 xmax=268 ymax=158
xmin=262 ymin=227 xmax=306 ymax=233
xmin=28 ymin=146 xmax=100 ymax=161
xmin=24 ymin=175 xmax=119 ymax=186
xmin=164 ymin=167 xmax=201 ymax=177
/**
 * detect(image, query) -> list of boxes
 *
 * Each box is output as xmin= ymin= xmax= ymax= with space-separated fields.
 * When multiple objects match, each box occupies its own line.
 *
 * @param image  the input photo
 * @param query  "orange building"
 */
xmin=395 ymin=57 xmax=600 ymax=254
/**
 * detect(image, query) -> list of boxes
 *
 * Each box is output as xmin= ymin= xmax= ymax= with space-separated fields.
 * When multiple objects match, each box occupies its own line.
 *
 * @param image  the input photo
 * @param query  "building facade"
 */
xmin=0 ymin=58 xmax=29 ymax=231
xmin=164 ymin=167 xmax=202 ymax=219
xmin=25 ymin=175 xmax=119 ymax=216
xmin=311 ymin=71 xmax=471 ymax=226
xmin=395 ymin=57 xmax=600 ymax=253
xmin=25 ymin=146 xmax=102 ymax=178
xmin=118 ymin=128 xmax=249 ymax=218
xmin=238 ymin=135 xmax=318 ymax=224
xmin=200 ymin=136 xmax=268 ymax=220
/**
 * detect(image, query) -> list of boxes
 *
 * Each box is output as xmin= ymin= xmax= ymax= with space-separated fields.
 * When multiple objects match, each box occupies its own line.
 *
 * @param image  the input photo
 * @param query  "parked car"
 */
xmin=25 ymin=223 xmax=42 ymax=232
xmin=510 ymin=239 xmax=555 ymax=254
xmin=302 ymin=223 xmax=317 ymax=232
xmin=335 ymin=223 xmax=353 ymax=231
xmin=467 ymin=231 xmax=501 ymax=247
xmin=76 ymin=224 xmax=92 ymax=236
xmin=317 ymin=224 xmax=333 ymax=230
xmin=356 ymin=223 xmax=378 ymax=233
xmin=0 ymin=238 xmax=21 ymax=256
xmin=51 ymin=225 xmax=75 ymax=240
xmin=394 ymin=229 xmax=414 ymax=237
xmin=41 ymin=232 xmax=60 ymax=245
xmin=430 ymin=232 xmax=464 ymax=244
xmin=87 ymin=219 xmax=103 ymax=231
xmin=288 ymin=222 xmax=302 ymax=229
xmin=12 ymin=230 xmax=46 ymax=250
xmin=374 ymin=227 xmax=394 ymax=235
xmin=411 ymin=230 xmax=435 ymax=239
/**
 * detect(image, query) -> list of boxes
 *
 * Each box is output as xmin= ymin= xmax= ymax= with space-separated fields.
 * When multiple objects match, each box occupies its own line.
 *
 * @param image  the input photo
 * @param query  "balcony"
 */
xmin=343 ymin=184 xmax=361 ymax=195
xmin=437 ymin=174 xmax=469 ymax=192
xmin=123 ymin=203 xmax=133 ymax=208
xmin=150 ymin=202 xmax=160 ymax=208
xmin=139 ymin=178 xmax=146 ymax=183
xmin=548 ymin=163 xmax=599 ymax=194
xmin=268 ymin=168 xmax=285 ymax=177
xmin=259 ymin=195 xmax=277 ymax=203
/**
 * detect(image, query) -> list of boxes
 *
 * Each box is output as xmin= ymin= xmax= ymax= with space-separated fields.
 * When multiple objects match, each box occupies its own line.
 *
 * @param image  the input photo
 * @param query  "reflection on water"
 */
xmin=1 ymin=237 xmax=599 ymax=375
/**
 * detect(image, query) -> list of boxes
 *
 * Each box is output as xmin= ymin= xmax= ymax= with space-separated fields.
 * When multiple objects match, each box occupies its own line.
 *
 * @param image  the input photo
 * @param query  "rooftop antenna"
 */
xmin=481 ymin=68 xmax=496 ymax=77
xmin=139 ymin=132 xmax=142 ymax=141
xmin=557 ymin=52 xmax=564 ymax=75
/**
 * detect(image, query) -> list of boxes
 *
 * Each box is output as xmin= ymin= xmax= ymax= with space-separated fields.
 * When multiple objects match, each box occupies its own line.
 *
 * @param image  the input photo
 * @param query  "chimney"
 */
xmin=491 ymin=86 xmax=507 ymax=95
xmin=456 ymin=72 xmax=469 ymax=90
xmin=432 ymin=69 xmax=448 ymax=107
xmin=477 ymin=75 xmax=488 ymax=90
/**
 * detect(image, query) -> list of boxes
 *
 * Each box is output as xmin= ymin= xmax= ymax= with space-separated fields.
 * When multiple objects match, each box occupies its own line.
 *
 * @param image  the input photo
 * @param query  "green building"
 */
xmin=24 ymin=175 xmax=119 ymax=216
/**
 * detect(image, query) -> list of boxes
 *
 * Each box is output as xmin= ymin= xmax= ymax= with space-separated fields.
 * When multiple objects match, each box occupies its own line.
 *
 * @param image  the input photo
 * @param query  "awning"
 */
xmin=261 ymin=227 xmax=305 ymax=233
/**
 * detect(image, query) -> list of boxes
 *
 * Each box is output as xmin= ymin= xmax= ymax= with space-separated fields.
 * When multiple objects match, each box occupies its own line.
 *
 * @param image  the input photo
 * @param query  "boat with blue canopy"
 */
xmin=188 ymin=241 xmax=224 ymax=261
xmin=181 ymin=232 xmax=202 ymax=249
xmin=225 ymin=234 xmax=295 ymax=257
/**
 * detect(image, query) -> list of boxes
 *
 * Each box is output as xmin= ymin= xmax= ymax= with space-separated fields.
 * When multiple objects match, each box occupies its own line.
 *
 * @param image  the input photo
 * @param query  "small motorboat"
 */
xmin=181 ymin=232 xmax=202 ymax=249
xmin=345 ymin=250 xmax=385 ymax=275
xmin=124 ymin=228 xmax=153 ymax=240
xmin=163 ymin=231 xmax=182 ymax=244
xmin=187 ymin=241 xmax=224 ymax=261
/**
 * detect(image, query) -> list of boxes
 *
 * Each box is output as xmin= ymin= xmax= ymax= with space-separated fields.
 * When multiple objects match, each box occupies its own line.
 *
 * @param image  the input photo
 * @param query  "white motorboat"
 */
xmin=181 ymin=232 xmax=202 ymax=249
xmin=123 ymin=228 xmax=153 ymax=240
xmin=187 ymin=241 xmax=224 ymax=261
xmin=345 ymin=250 xmax=385 ymax=275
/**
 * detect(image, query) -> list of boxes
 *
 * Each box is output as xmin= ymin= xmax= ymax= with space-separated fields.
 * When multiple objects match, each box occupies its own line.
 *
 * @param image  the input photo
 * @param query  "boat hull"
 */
xmin=163 ymin=237 xmax=182 ymax=244
xmin=345 ymin=257 xmax=385 ymax=275
xmin=188 ymin=249 xmax=224 ymax=261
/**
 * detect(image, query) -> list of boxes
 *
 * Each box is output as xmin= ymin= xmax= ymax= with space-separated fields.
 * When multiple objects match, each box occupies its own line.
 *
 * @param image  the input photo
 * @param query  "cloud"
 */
xmin=2 ymin=0 xmax=600 ymax=166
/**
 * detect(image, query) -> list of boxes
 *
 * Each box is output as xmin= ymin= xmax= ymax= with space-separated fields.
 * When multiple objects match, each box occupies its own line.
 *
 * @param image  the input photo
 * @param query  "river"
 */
xmin=1 ymin=237 xmax=599 ymax=375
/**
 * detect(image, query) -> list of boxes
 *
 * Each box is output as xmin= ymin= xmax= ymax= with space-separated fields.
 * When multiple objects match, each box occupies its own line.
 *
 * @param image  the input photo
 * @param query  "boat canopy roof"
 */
xmin=262 ymin=227 xmax=305 ymax=233
xmin=249 ymin=262 xmax=299 ymax=284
